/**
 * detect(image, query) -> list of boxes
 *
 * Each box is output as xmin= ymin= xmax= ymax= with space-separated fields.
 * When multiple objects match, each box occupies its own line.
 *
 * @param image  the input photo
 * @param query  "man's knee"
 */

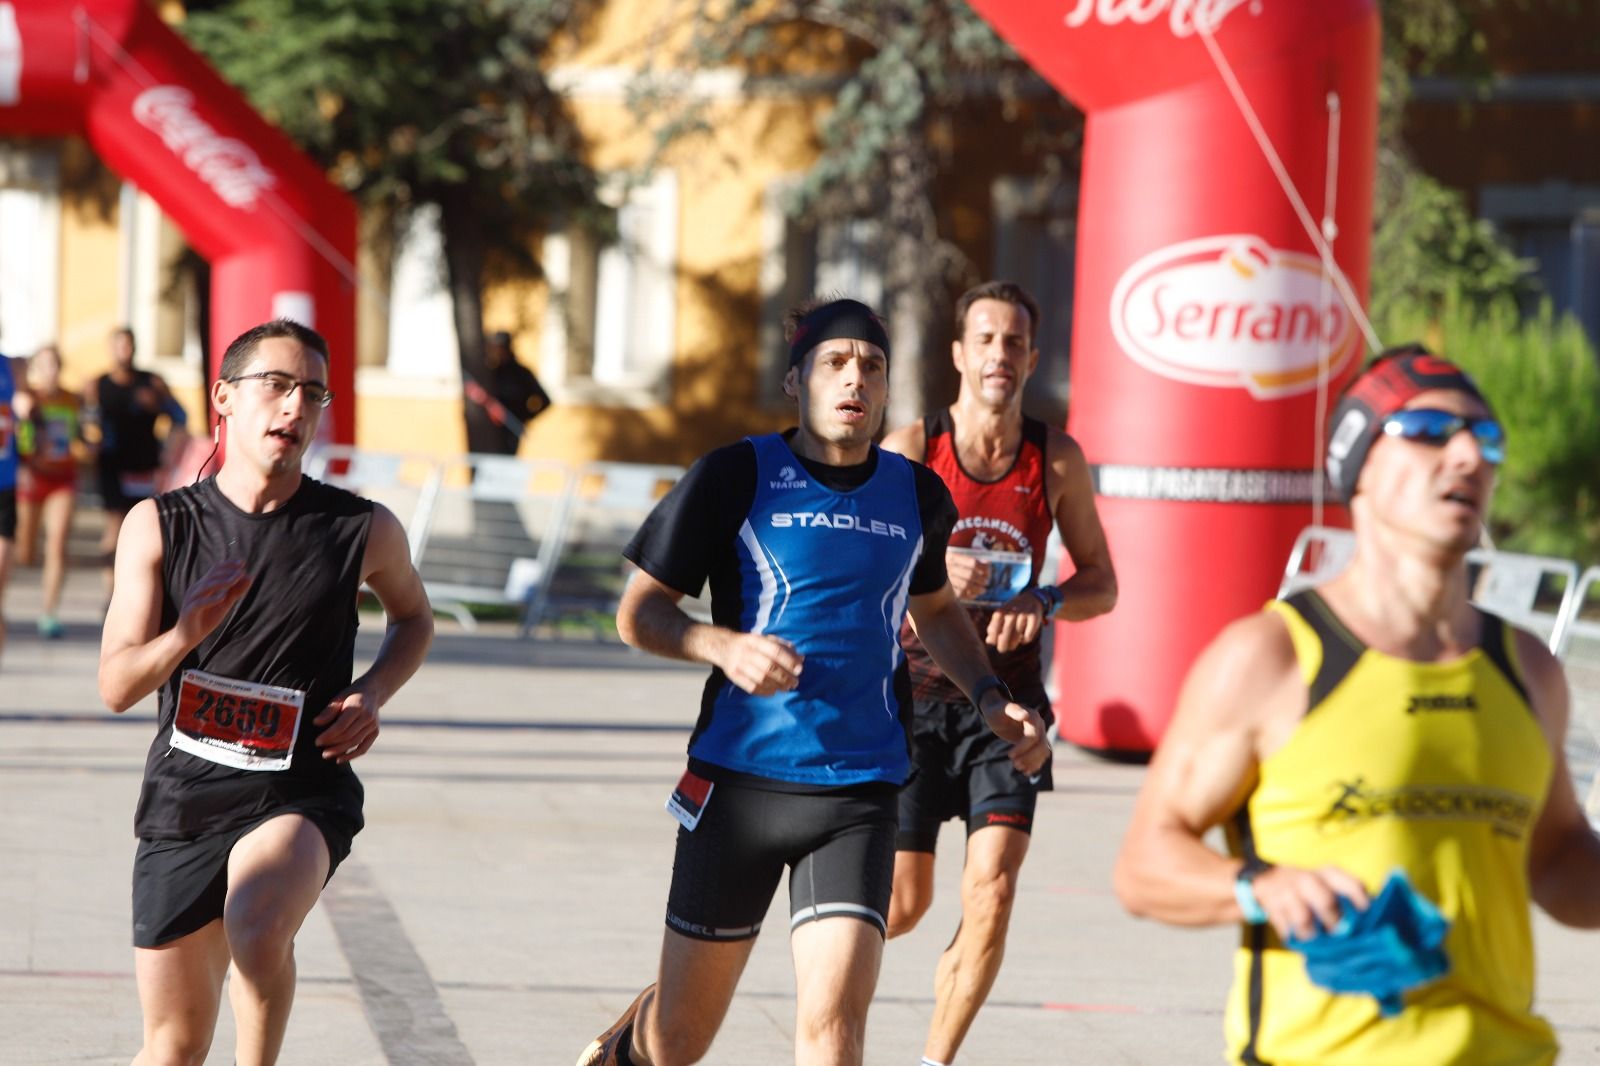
xmin=223 ymin=908 xmax=296 ymax=982
xmin=962 ymin=866 xmax=1020 ymax=926
xmin=887 ymin=883 xmax=932 ymax=938
xmin=136 ymin=1029 xmax=213 ymax=1066
xmin=795 ymin=1002 xmax=868 ymax=1059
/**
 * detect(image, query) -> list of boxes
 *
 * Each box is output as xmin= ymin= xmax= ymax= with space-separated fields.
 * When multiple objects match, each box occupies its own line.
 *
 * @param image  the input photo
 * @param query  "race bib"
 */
xmin=666 ymin=769 xmax=714 ymax=831
xmin=171 ymin=669 xmax=305 ymax=771
xmin=949 ymin=546 xmax=1033 ymax=608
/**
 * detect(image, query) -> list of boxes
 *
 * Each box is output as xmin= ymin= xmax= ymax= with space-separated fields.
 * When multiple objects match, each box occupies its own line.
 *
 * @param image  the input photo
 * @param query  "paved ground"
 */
xmin=3 ymin=534 xmax=1599 ymax=1065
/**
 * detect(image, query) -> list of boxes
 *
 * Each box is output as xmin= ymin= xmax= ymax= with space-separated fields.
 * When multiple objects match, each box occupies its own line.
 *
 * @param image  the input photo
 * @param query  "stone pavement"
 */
xmin=2 ymin=549 xmax=1598 ymax=1065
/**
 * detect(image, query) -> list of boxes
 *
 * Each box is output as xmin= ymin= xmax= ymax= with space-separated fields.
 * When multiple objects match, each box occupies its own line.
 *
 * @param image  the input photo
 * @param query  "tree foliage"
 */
xmin=647 ymin=1 xmax=1076 ymax=423
xmin=182 ymin=0 xmax=598 ymax=386
xmin=1370 ymin=0 xmax=1541 ymax=325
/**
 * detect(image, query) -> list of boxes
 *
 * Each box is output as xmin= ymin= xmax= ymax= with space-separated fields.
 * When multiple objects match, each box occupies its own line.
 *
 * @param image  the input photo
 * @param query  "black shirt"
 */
xmin=136 ymin=476 xmax=373 ymax=839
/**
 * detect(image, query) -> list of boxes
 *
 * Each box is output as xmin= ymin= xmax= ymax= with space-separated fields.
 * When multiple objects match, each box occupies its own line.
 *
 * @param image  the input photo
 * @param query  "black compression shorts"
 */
xmin=897 ymin=687 xmax=1054 ymax=853
xmin=0 ymin=488 xmax=14 ymax=539
xmin=131 ymin=803 xmax=359 ymax=948
xmin=665 ymin=774 xmax=898 ymax=942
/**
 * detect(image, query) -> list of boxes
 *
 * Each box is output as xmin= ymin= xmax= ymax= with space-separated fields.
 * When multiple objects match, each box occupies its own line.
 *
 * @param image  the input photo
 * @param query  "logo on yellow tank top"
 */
xmin=1319 ymin=776 xmax=1536 ymax=840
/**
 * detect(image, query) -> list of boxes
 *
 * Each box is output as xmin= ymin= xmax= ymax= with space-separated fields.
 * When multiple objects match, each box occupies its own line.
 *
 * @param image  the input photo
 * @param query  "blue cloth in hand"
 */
xmin=1285 ymin=870 xmax=1451 ymax=1017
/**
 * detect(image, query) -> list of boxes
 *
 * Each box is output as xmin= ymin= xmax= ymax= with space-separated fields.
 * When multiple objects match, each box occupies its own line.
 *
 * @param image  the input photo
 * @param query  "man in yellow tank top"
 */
xmin=1114 ymin=346 xmax=1600 ymax=1065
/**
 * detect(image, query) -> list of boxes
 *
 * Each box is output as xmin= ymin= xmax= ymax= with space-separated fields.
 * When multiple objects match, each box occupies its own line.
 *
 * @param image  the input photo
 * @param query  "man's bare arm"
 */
xmin=616 ymin=569 xmax=803 ymax=696
xmin=1045 ymin=429 xmax=1116 ymax=621
xmin=98 ymin=500 xmax=251 ymax=712
xmin=1519 ymin=630 xmax=1600 ymax=927
xmin=312 ymin=504 xmax=433 ymax=762
xmin=907 ymin=582 xmax=1049 ymax=774
xmin=1114 ymin=612 xmax=1367 ymax=940
xmin=350 ymin=505 xmax=434 ymax=708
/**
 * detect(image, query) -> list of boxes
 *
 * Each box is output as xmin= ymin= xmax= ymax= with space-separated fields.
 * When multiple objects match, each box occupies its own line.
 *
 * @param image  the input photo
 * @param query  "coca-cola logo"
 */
xmin=1109 ymin=235 xmax=1357 ymax=398
xmin=1064 ymin=0 xmax=1260 ymax=37
xmin=133 ymin=86 xmax=278 ymax=211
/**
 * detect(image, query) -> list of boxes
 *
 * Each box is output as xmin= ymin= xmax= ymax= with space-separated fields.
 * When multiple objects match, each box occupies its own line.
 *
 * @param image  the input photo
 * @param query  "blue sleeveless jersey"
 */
xmin=0 ymin=358 xmax=16 ymax=490
xmin=691 ymin=434 xmax=925 ymax=787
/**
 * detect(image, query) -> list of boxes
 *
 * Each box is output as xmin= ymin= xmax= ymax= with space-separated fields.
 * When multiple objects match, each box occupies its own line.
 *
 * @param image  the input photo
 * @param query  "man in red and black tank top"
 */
xmin=882 ymin=281 xmax=1118 ymax=1066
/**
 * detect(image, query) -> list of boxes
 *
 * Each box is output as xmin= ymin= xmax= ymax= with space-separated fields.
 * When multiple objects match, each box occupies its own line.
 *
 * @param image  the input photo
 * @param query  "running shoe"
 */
xmin=38 ymin=616 xmax=63 ymax=640
xmin=577 ymin=984 xmax=654 ymax=1066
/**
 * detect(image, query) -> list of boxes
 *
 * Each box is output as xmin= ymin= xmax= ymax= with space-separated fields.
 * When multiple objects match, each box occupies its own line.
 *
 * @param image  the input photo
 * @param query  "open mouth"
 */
xmin=268 ymin=427 xmax=302 ymax=446
xmin=835 ymin=400 xmax=866 ymax=420
xmin=1441 ymin=487 xmax=1478 ymax=509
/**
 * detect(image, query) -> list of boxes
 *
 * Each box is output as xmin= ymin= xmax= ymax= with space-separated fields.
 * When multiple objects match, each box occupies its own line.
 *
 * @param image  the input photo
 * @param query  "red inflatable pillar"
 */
xmin=965 ymin=0 xmax=1378 ymax=752
xmin=4 ymin=0 xmax=357 ymax=445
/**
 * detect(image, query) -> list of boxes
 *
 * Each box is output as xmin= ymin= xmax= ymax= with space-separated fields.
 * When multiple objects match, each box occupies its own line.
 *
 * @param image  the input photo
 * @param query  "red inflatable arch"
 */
xmin=965 ymin=0 xmax=1380 ymax=751
xmin=2 ymin=0 xmax=356 ymax=444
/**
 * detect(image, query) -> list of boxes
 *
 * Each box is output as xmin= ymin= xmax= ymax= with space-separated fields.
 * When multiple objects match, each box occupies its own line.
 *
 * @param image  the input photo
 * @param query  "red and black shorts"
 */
xmin=896 ymin=684 xmax=1054 ymax=854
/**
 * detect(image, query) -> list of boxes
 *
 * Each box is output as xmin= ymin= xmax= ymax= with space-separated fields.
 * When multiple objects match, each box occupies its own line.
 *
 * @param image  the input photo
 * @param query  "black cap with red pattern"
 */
xmin=1325 ymin=344 xmax=1493 ymax=502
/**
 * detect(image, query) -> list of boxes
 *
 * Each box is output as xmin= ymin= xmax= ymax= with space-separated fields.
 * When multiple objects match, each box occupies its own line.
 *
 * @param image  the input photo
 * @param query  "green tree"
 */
xmin=182 ymin=0 xmax=598 ymax=428
xmin=644 ymin=1 xmax=1076 ymax=426
xmin=1371 ymin=0 xmax=1542 ymax=324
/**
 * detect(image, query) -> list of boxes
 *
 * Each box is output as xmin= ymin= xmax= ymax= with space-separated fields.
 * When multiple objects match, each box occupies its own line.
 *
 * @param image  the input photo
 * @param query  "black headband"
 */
xmin=1326 ymin=345 xmax=1493 ymax=502
xmin=787 ymin=300 xmax=890 ymax=368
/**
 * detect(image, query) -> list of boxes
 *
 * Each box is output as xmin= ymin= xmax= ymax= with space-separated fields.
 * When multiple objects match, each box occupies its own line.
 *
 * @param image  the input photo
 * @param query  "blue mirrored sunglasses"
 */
xmin=1381 ymin=408 xmax=1505 ymax=465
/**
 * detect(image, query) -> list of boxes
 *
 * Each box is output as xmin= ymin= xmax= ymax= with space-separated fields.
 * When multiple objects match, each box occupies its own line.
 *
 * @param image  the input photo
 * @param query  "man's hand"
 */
xmin=717 ymin=633 xmax=804 ymax=696
xmin=980 ymin=692 xmax=1051 ymax=776
xmin=944 ymin=549 xmax=991 ymax=602
xmin=173 ymin=560 xmax=252 ymax=648
xmin=1252 ymin=864 xmax=1370 ymax=941
xmin=985 ymin=590 xmax=1048 ymax=653
xmin=314 ymin=686 xmax=382 ymax=763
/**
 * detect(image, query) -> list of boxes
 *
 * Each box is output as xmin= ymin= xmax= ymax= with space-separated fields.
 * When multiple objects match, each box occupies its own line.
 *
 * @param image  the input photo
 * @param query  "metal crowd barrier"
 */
xmin=306 ymin=447 xmax=684 ymax=637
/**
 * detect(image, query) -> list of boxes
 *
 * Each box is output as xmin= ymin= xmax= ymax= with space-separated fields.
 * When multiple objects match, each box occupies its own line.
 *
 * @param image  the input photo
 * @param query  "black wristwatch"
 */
xmin=971 ymin=674 xmax=1013 ymax=711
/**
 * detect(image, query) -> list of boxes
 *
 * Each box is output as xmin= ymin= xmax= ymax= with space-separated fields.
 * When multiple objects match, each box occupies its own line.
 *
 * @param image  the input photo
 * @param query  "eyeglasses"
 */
xmin=1381 ymin=408 xmax=1505 ymax=465
xmin=227 ymin=371 xmax=333 ymax=409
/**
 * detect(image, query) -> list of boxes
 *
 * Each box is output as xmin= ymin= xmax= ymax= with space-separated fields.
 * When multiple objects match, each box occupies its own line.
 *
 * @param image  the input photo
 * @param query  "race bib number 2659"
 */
xmin=172 ymin=669 xmax=306 ymax=772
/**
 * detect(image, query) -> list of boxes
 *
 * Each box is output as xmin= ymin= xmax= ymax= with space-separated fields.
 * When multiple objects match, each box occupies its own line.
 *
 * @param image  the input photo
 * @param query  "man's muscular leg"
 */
xmin=132 ymin=921 xmax=231 ymax=1066
xmin=923 ymin=825 xmax=1030 ymax=1063
xmin=223 ymin=814 xmax=331 ymax=1066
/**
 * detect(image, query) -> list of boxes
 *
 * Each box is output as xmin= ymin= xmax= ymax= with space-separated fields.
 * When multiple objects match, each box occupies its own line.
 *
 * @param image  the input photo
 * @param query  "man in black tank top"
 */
xmin=880 ymin=281 xmax=1117 ymax=1066
xmin=99 ymin=319 xmax=433 ymax=1066
xmin=87 ymin=327 xmax=189 ymax=601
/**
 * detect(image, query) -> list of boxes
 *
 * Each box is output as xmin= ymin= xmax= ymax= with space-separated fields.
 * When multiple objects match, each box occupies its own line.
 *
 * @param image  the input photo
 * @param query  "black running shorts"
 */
xmin=0 ymin=488 xmax=15 ymax=540
xmin=131 ymin=804 xmax=359 ymax=948
xmin=896 ymin=686 xmax=1054 ymax=854
xmin=665 ymin=776 xmax=898 ymax=942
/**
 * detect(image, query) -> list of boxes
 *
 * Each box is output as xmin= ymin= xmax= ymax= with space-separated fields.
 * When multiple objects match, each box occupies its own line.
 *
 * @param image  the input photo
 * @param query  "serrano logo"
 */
xmin=1110 ymin=235 xmax=1357 ymax=398
xmin=1064 ymin=0 xmax=1259 ymax=38
xmin=133 ymin=86 xmax=279 ymax=211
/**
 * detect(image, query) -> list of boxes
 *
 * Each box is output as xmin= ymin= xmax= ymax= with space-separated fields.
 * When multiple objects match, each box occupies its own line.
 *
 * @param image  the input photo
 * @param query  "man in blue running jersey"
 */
xmin=578 ymin=297 xmax=1051 ymax=1066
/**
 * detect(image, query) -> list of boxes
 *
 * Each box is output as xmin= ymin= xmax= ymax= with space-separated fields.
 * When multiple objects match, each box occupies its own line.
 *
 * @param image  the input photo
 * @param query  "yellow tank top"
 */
xmin=1222 ymin=590 xmax=1555 ymax=1066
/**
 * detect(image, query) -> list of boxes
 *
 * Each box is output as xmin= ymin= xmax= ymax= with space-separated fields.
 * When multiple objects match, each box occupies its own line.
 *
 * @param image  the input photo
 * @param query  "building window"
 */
xmin=541 ymin=170 xmax=678 ymax=407
xmin=1482 ymin=183 xmax=1600 ymax=351
xmin=992 ymin=175 xmax=1078 ymax=428
xmin=758 ymin=181 xmax=887 ymax=407
xmin=0 ymin=145 xmax=61 ymax=357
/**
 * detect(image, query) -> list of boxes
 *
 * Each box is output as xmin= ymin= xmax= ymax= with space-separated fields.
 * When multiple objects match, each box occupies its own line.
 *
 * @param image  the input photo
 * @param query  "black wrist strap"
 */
xmin=971 ymin=674 xmax=1012 ymax=710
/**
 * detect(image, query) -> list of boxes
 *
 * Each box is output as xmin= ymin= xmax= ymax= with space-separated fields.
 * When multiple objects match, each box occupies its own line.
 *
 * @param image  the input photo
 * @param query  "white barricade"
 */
xmin=1559 ymin=566 xmax=1600 ymax=828
xmin=410 ymin=454 xmax=576 ymax=635
xmin=1277 ymin=526 xmax=1579 ymax=655
xmin=530 ymin=461 xmax=687 ymax=632
xmin=305 ymin=445 xmax=444 ymax=565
